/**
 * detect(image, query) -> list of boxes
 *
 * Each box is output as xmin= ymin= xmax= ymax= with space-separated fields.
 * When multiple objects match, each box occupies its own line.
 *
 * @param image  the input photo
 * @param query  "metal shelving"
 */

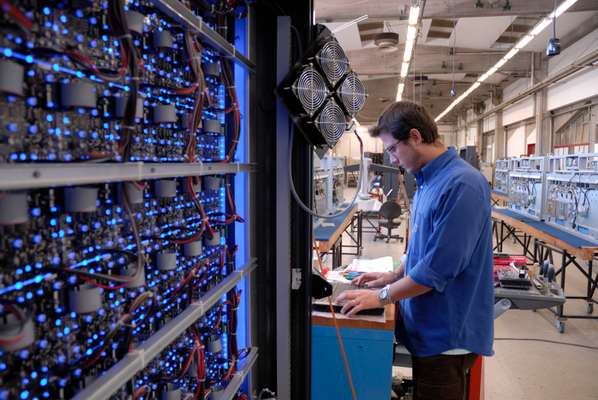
xmin=72 ymin=260 xmax=257 ymax=400
xmin=0 ymin=162 xmax=256 ymax=190
xmin=212 ymin=348 xmax=258 ymax=400
xmin=151 ymin=0 xmax=255 ymax=72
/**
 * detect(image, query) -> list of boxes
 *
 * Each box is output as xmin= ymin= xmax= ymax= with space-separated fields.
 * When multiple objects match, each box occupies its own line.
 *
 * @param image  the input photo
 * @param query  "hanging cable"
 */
xmin=288 ymin=126 xmax=365 ymax=219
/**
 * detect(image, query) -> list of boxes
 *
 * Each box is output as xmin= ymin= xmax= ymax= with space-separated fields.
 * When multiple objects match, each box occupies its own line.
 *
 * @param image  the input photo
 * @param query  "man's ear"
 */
xmin=409 ymin=128 xmax=423 ymax=145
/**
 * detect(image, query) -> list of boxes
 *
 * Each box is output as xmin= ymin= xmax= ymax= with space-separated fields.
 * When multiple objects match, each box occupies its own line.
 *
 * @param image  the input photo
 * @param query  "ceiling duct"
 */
xmin=374 ymin=32 xmax=399 ymax=52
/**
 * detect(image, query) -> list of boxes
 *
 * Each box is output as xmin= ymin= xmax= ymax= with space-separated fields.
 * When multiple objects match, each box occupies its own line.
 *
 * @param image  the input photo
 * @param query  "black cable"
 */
xmin=290 ymin=25 xmax=304 ymax=61
xmin=495 ymin=337 xmax=598 ymax=351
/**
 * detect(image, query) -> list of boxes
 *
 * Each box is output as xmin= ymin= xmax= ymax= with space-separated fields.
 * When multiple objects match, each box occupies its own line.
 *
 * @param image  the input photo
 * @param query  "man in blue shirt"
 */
xmin=337 ymin=101 xmax=493 ymax=400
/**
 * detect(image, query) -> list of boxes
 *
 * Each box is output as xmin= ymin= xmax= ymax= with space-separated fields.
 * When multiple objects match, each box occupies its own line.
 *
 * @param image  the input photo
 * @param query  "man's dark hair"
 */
xmin=371 ymin=101 xmax=439 ymax=144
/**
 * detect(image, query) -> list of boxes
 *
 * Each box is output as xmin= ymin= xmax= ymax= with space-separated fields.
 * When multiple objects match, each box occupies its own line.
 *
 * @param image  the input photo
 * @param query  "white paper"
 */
xmin=344 ymin=256 xmax=394 ymax=273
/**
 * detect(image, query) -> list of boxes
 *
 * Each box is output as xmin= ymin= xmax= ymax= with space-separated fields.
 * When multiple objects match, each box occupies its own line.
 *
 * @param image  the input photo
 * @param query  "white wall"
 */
xmin=502 ymin=78 xmax=535 ymax=126
xmin=333 ymin=126 xmax=383 ymax=162
xmin=438 ymin=124 xmax=457 ymax=146
xmin=483 ymin=114 xmax=496 ymax=133
xmin=546 ymin=28 xmax=598 ymax=111
xmin=507 ymin=124 xmax=526 ymax=157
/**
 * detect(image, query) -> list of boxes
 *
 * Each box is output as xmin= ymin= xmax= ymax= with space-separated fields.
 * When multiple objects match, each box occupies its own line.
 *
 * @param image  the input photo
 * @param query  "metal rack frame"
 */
xmin=150 ymin=0 xmax=255 ymax=72
xmin=0 ymin=162 xmax=256 ymax=190
xmin=72 ymin=261 xmax=257 ymax=400
xmin=1 ymin=0 xmax=258 ymax=398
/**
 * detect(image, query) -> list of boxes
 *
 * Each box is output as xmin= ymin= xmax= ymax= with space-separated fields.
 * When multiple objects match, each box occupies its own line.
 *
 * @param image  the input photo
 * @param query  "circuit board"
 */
xmin=0 ymin=0 xmax=250 ymax=399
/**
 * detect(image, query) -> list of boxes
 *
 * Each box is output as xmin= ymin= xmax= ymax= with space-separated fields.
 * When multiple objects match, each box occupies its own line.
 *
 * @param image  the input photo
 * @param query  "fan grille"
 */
xmin=338 ymin=72 xmax=366 ymax=115
xmin=316 ymin=100 xmax=346 ymax=146
xmin=293 ymin=66 xmax=328 ymax=115
xmin=316 ymin=41 xmax=349 ymax=86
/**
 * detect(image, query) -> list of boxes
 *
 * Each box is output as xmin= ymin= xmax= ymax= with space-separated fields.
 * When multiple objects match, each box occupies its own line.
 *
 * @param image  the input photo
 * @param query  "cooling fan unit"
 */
xmin=277 ymin=25 xmax=367 ymax=155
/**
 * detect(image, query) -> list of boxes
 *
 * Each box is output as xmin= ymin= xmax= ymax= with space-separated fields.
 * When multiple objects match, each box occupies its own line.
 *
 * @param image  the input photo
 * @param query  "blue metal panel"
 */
xmin=312 ymin=325 xmax=394 ymax=400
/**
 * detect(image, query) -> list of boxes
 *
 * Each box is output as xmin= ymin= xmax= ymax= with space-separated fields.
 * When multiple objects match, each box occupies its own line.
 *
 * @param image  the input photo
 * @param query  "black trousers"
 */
xmin=411 ymin=353 xmax=479 ymax=400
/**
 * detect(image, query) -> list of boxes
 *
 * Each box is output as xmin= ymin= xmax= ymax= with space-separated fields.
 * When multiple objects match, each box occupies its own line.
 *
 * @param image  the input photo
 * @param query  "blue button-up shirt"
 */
xmin=398 ymin=147 xmax=494 ymax=357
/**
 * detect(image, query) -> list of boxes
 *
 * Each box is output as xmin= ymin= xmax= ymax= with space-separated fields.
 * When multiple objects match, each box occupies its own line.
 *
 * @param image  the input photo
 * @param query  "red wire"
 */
xmin=80 ymin=276 xmax=129 ymax=290
xmin=0 ymin=0 xmax=33 ymax=31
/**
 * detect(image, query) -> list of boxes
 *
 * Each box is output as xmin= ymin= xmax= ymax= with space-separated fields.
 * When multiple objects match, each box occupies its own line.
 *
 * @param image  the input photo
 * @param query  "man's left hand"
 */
xmin=336 ymin=289 xmax=382 ymax=317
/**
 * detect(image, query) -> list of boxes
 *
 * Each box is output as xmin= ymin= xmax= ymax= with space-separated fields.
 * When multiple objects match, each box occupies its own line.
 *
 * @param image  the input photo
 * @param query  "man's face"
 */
xmin=379 ymin=131 xmax=419 ymax=173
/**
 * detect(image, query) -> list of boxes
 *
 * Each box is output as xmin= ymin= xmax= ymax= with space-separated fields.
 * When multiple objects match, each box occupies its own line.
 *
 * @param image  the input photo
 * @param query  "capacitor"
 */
xmin=152 ymin=104 xmax=177 ymax=124
xmin=159 ymin=384 xmax=182 ymax=400
xmin=153 ymin=30 xmax=174 ymax=48
xmin=154 ymin=180 xmax=177 ymax=198
xmin=64 ymin=187 xmax=99 ymax=213
xmin=203 ymin=176 xmax=223 ymax=191
xmin=0 ymin=309 xmax=35 ymax=352
xmin=156 ymin=251 xmax=177 ymax=271
xmin=182 ymin=240 xmax=202 ymax=257
xmin=0 ymin=59 xmax=24 ymax=96
xmin=204 ymin=62 xmax=221 ymax=78
xmin=125 ymin=11 xmax=145 ymax=34
xmin=68 ymin=284 xmax=102 ymax=314
xmin=207 ymin=335 xmax=222 ymax=354
xmin=0 ymin=191 xmax=29 ymax=225
xmin=114 ymin=95 xmax=144 ymax=119
xmin=121 ymin=182 xmax=144 ymax=205
xmin=202 ymin=119 xmax=222 ymax=134
xmin=121 ymin=263 xmax=146 ymax=288
xmin=60 ymin=81 xmax=97 ymax=108
xmin=204 ymin=230 xmax=221 ymax=247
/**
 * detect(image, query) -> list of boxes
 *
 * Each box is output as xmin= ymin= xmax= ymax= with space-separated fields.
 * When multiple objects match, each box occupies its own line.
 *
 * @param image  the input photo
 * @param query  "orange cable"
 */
xmin=314 ymin=243 xmax=358 ymax=400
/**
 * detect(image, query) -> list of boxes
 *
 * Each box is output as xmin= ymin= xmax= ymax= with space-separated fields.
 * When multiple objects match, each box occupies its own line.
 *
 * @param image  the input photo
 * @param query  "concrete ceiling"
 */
xmin=316 ymin=0 xmax=598 ymax=123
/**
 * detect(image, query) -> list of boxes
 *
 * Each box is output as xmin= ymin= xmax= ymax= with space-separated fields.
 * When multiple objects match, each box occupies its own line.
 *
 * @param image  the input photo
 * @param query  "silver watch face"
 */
xmin=379 ymin=287 xmax=388 ymax=302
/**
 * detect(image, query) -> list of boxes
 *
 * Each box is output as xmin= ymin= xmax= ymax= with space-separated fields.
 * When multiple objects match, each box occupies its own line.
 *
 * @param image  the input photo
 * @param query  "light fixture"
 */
xmin=396 ymin=83 xmax=405 ymax=101
xmin=395 ymin=3 xmax=421 ymax=101
xmin=546 ymin=0 xmax=561 ymax=56
xmin=400 ymin=62 xmax=410 ymax=78
xmin=434 ymin=0 xmax=580 ymax=122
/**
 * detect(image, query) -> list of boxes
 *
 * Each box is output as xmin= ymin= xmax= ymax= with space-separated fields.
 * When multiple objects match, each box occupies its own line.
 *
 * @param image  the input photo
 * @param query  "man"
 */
xmin=337 ymin=101 xmax=493 ymax=400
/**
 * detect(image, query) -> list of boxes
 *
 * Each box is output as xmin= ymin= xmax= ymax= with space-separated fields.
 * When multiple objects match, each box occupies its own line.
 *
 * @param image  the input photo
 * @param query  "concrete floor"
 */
xmin=333 ymin=209 xmax=598 ymax=400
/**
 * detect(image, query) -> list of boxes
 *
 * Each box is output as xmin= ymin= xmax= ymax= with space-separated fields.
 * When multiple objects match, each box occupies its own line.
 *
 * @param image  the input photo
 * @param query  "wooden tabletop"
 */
xmin=312 ymin=303 xmax=395 ymax=331
xmin=315 ymin=206 xmax=359 ymax=253
xmin=491 ymin=210 xmax=598 ymax=261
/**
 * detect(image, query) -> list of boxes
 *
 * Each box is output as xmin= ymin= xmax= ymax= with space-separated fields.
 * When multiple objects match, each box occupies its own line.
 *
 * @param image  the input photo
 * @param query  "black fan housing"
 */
xmin=277 ymin=25 xmax=367 ymax=154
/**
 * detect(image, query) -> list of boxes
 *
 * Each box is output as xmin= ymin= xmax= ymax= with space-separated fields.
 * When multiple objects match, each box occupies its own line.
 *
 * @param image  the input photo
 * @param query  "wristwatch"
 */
xmin=378 ymin=284 xmax=392 ymax=306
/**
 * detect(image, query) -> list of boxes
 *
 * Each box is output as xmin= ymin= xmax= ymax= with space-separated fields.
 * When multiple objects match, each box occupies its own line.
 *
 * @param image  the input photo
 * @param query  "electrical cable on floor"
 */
xmin=494 ymin=337 xmax=598 ymax=351
xmin=314 ymin=243 xmax=358 ymax=400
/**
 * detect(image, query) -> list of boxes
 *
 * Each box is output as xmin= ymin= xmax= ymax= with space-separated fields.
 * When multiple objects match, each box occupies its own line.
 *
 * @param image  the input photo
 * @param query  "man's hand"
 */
xmin=336 ymin=289 xmax=382 ymax=317
xmin=352 ymin=271 xmax=394 ymax=288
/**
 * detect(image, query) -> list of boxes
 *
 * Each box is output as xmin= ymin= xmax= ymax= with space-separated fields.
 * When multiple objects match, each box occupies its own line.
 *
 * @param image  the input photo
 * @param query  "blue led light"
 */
xmin=20 ymin=391 xmax=29 ymax=400
xmin=3 ymin=48 xmax=12 ymax=57
xmin=40 ymin=378 xmax=48 ymax=387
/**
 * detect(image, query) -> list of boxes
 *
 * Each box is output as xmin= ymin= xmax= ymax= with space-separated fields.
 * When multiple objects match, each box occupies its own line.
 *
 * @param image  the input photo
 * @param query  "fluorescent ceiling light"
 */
xmin=555 ymin=0 xmax=578 ymax=17
xmin=515 ymin=34 xmax=534 ymax=49
xmin=404 ymin=39 xmax=415 ymax=62
xmin=395 ymin=4 xmax=422 ymax=103
xmin=396 ymin=83 xmax=405 ymax=101
xmin=503 ymin=47 xmax=519 ymax=60
xmin=406 ymin=25 xmax=417 ymax=41
xmin=400 ymin=62 xmax=410 ymax=77
xmin=434 ymin=0 xmax=581 ymax=122
xmin=408 ymin=6 xmax=420 ymax=25
xmin=529 ymin=18 xmax=552 ymax=36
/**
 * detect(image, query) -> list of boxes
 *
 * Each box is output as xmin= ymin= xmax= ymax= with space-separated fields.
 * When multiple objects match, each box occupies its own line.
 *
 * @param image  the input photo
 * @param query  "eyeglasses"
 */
xmin=383 ymin=140 xmax=401 ymax=155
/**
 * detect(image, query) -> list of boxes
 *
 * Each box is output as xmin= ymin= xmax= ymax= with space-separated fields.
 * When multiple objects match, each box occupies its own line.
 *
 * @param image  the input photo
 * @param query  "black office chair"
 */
xmin=374 ymin=201 xmax=404 ymax=243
